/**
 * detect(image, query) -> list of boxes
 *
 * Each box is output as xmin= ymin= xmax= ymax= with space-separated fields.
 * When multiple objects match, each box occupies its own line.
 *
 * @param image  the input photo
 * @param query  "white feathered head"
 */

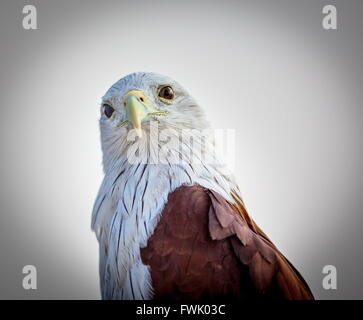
xmin=99 ymin=72 xmax=214 ymax=171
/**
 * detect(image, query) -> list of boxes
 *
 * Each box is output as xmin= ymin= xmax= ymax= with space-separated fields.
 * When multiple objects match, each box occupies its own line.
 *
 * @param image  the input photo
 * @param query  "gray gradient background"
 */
xmin=0 ymin=0 xmax=362 ymax=299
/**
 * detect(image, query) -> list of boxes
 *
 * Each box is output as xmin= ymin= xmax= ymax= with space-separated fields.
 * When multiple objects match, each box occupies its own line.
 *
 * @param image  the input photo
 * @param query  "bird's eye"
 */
xmin=158 ymin=86 xmax=174 ymax=100
xmin=103 ymin=104 xmax=114 ymax=118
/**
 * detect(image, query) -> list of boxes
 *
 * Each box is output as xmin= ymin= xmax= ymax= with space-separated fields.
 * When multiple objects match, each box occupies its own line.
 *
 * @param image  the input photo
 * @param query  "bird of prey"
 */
xmin=92 ymin=72 xmax=314 ymax=300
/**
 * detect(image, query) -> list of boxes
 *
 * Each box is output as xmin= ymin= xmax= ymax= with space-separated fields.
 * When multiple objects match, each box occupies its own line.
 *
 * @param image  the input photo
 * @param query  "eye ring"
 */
xmin=102 ymin=103 xmax=115 ymax=118
xmin=158 ymin=86 xmax=175 ymax=100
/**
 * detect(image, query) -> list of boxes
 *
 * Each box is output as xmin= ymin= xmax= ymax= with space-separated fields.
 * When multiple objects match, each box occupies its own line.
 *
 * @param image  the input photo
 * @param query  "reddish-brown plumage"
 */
xmin=140 ymin=185 xmax=314 ymax=300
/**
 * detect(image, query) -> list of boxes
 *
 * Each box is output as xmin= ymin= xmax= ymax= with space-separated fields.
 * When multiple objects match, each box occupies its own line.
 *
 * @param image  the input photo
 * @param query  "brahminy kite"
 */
xmin=92 ymin=72 xmax=314 ymax=300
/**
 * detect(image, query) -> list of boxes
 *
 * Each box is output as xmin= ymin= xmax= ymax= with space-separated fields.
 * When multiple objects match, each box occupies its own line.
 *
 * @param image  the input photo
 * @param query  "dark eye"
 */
xmin=103 ymin=104 xmax=114 ymax=118
xmin=158 ymin=86 xmax=174 ymax=100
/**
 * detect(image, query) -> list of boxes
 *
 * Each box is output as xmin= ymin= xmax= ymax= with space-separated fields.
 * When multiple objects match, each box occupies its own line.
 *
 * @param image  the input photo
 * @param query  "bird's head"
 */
xmin=99 ymin=72 xmax=211 ymax=169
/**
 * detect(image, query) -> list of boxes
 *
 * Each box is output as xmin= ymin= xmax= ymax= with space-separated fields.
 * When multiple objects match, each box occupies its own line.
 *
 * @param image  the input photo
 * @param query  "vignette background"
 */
xmin=0 ymin=0 xmax=362 ymax=299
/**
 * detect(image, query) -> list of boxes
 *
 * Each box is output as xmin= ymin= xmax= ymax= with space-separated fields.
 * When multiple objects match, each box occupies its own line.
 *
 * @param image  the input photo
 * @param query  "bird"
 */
xmin=92 ymin=72 xmax=314 ymax=300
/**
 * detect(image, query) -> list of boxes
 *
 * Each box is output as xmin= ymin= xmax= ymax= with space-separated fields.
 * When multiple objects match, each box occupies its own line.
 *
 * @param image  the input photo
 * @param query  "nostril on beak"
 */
xmin=139 ymin=97 xmax=144 ymax=102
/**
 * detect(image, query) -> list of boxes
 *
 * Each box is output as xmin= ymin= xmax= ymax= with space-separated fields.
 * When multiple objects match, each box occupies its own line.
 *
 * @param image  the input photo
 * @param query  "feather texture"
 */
xmin=141 ymin=185 xmax=314 ymax=300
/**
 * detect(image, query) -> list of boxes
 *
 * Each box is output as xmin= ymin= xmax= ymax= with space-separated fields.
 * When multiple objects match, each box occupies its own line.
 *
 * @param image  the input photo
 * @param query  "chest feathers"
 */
xmin=92 ymin=132 xmax=237 ymax=299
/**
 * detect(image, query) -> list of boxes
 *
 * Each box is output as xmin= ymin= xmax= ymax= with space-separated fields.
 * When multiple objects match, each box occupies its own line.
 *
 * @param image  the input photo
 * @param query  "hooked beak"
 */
xmin=122 ymin=90 xmax=167 ymax=137
xmin=125 ymin=95 xmax=147 ymax=137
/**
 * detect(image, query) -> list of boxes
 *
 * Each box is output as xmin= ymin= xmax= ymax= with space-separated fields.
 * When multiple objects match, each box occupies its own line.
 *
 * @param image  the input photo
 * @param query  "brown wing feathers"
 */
xmin=140 ymin=185 xmax=314 ymax=300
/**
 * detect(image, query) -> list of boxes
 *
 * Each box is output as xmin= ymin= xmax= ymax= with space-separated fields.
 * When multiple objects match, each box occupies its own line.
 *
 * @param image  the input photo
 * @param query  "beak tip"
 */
xmin=135 ymin=127 xmax=143 ymax=138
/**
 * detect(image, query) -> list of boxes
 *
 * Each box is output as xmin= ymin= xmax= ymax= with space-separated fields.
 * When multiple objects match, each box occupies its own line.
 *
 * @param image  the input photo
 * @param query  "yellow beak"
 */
xmin=125 ymin=95 xmax=146 ymax=137
xmin=123 ymin=90 xmax=157 ymax=138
